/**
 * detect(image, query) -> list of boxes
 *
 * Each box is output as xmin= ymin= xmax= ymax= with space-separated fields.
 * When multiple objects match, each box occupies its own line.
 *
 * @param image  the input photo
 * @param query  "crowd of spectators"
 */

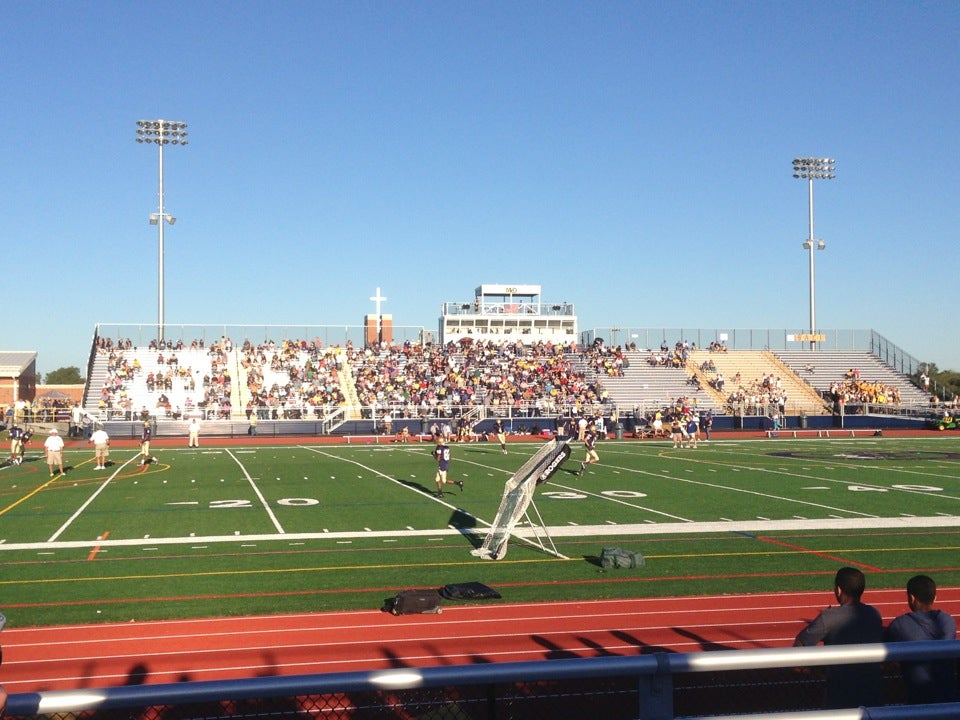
xmin=828 ymin=378 xmax=902 ymax=406
xmin=85 ymin=336 xmax=944 ymax=424
xmin=92 ymin=336 xmax=234 ymax=420
xmin=584 ymin=343 xmax=626 ymax=376
xmin=351 ymin=339 xmax=604 ymax=420
xmin=91 ymin=336 xmax=349 ymax=421
xmin=1 ymin=398 xmax=73 ymax=425
xmin=239 ymin=339 xmax=346 ymax=419
xmin=723 ymin=372 xmax=788 ymax=416
xmin=90 ymin=335 xmax=779 ymax=422
xmin=646 ymin=340 xmax=696 ymax=368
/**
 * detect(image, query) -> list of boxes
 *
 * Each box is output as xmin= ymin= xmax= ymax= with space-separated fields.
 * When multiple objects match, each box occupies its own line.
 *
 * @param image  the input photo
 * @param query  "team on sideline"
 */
xmin=3 ymin=418 xmax=206 ymax=472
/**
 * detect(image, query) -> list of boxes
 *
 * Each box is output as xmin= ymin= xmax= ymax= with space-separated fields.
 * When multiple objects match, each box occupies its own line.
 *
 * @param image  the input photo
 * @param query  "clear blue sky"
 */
xmin=3 ymin=1 xmax=958 ymax=377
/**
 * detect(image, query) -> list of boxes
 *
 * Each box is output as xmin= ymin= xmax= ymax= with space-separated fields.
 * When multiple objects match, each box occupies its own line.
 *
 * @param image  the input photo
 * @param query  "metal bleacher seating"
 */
xmin=587 ymin=349 xmax=721 ymax=413
xmin=86 ymin=347 xmax=226 ymax=422
xmin=775 ymin=350 xmax=930 ymax=406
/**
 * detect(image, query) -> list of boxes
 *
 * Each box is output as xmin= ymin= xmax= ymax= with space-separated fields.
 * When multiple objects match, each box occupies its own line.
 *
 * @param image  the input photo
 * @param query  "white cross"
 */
xmin=370 ymin=287 xmax=387 ymax=318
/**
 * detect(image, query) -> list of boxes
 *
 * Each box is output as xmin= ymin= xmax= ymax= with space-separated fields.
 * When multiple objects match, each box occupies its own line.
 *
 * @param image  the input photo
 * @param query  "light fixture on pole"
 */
xmin=136 ymin=119 xmax=187 ymax=344
xmin=792 ymin=157 xmax=835 ymax=350
xmin=149 ymin=213 xmax=176 ymax=225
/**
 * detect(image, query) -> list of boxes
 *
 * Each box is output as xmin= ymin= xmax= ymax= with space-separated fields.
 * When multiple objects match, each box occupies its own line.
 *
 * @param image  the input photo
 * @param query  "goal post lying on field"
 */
xmin=471 ymin=438 xmax=571 ymax=560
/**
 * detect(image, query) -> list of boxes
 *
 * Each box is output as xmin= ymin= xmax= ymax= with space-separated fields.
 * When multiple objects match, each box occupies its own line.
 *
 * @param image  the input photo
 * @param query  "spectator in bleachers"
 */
xmin=88 ymin=335 xmax=700 ymax=426
xmin=350 ymin=339 xmax=592 ymax=420
xmin=829 ymin=379 xmax=902 ymax=406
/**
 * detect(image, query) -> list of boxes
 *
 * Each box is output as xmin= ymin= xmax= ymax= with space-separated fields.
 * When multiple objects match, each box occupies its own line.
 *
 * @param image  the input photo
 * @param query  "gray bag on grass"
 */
xmin=600 ymin=546 xmax=644 ymax=570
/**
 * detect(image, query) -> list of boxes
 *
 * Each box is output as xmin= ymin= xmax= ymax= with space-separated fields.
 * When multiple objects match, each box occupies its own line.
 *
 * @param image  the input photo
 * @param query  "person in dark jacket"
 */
xmin=794 ymin=567 xmax=884 ymax=709
xmin=885 ymin=574 xmax=958 ymax=704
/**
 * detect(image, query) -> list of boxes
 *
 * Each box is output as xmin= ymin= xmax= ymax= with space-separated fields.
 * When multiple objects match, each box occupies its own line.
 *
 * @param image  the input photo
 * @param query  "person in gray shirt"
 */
xmin=794 ymin=567 xmax=884 ymax=709
xmin=885 ymin=574 xmax=958 ymax=704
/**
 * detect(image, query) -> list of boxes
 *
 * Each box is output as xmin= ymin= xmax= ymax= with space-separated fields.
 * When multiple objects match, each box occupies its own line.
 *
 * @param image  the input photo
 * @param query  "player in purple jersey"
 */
xmin=139 ymin=421 xmax=156 ymax=466
xmin=8 ymin=425 xmax=24 ymax=465
xmin=577 ymin=428 xmax=600 ymax=476
xmin=433 ymin=440 xmax=463 ymax=498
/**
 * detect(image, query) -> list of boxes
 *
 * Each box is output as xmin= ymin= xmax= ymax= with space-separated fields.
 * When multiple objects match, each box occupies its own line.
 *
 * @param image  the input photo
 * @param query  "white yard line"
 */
xmin=225 ymin=448 xmax=285 ymax=534
xmin=47 ymin=454 xmax=141 ymax=542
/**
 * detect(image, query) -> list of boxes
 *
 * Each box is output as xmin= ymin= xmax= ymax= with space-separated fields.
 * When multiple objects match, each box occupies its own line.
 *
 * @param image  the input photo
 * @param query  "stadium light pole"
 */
xmin=136 ymin=119 xmax=188 ymax=344
xmin=792 ymin=157 xmax=835 ymax=351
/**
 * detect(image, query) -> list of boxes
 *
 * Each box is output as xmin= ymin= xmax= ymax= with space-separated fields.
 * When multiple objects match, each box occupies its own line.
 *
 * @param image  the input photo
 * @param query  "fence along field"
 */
xmin=1 ymin=435 xmax=960 ymax=626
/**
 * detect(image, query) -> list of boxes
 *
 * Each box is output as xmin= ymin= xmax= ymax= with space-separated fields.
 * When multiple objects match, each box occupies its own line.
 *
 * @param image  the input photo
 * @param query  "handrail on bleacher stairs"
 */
xmin=6 ymin=640 xmax=959 ymax=720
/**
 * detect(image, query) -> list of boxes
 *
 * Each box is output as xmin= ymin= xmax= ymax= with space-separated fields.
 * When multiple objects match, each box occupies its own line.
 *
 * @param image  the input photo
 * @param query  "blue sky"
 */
xmin=3 ymin=1 xmax=958 ymax=377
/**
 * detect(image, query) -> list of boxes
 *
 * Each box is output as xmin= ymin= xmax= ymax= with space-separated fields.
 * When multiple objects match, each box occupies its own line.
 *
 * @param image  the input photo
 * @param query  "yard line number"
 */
xmin=185 ymin=484 xmax=944 ymax=510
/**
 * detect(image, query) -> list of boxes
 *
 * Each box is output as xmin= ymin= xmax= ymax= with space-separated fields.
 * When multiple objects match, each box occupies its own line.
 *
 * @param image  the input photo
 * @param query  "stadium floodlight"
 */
xmin=137 ymin=119 xmax=188 ymax=344
xmin=792 ymin=157 xmax=835 ymax=350
xmin=149 ymin=213 xmax=175 ymax=226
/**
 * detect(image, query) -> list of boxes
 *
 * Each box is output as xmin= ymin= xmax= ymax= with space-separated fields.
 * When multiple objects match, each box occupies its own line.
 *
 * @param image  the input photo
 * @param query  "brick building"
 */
xmin=0 ymin=351 xmax=38 ymax=407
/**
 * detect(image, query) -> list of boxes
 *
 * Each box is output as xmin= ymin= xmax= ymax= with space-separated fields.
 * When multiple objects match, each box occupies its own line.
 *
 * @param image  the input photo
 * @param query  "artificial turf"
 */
xmin=1 ymin=435 xmax=959 ymax=626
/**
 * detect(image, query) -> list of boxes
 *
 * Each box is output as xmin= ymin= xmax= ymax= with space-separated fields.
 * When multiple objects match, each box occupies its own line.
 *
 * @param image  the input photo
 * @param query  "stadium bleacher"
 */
xmin=687 ymin=349 xmax=827 ymax=416
xmin=775 ymin=349 xmax=931 ymax=406
xmin=587 ymin=348 xmax=720 ymax=414
xmin=82 ymin=334 xmax=937 ymax=437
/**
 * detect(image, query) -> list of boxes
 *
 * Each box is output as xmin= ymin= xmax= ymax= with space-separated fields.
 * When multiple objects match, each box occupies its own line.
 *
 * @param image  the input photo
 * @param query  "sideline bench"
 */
xmin=766 ymin=428 xmax=883 ymax=439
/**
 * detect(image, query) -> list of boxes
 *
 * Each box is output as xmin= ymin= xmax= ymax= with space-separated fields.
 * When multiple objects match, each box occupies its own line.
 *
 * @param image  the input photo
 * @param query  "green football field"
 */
xmin=2 ymin=435 xmax=959 ymax=627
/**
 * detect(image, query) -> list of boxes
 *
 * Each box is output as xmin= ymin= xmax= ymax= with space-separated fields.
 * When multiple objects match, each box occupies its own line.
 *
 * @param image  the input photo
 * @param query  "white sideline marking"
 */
xmin=4 ymin=515 xmax=960 ymax=552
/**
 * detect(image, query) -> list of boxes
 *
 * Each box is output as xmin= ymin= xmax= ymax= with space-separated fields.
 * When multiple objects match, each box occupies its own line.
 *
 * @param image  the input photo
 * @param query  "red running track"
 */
xmin=3 ymin=588 xmax=958 ymax=694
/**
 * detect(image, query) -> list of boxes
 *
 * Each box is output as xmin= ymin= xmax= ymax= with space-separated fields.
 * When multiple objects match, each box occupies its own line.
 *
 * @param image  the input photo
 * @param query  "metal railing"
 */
xmin=93 ymin=322 xmax=430 ymax=350
xmin=441 ymin=301 xmax=576 ymax=316
xmin=5 ymin=640 xmax=958 ymax=720
xmin=583 ymin=328 xmax=926 ymax=376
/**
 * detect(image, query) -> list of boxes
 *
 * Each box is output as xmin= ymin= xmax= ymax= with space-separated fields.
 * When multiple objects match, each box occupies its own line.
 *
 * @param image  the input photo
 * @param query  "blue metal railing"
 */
xmin=6 ymin=639 xmax=959 ymax=720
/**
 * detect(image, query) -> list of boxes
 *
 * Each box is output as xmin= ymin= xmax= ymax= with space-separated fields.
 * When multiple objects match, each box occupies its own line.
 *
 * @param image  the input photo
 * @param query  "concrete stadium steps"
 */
xmin=775 ymin=350 xmax=930 ymax=405
xmin=84 ymin=353 xmax=110 ymax=416
xmin=235 ymin=359 xmax=253 ymax=411
xmin=339 ymin=354 xmax=363 ymax=420
xmin=761 ymin=350 xmax=830 ymax=409
xmin=687 ymin=349 xmax=826 ymax=415
xmin=227 ymin=349 xmax=243 ymax=414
